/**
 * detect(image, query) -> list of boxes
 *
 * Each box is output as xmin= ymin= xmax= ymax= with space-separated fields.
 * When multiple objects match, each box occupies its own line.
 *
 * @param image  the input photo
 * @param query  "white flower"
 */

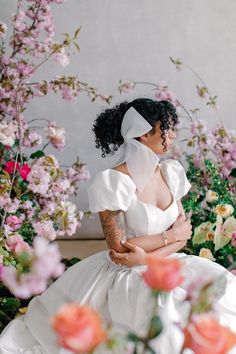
xmin=61 ymin=201 xmax=76 ymax=215
xmin=0 ymin=121 xmax=16 ymax=146
xmin=206 ymin=190 xmax=219 ymax=203
xmin=213 ymin=204 xmax=234 ymax=218
xmin=199 ymin=248 xmax=215 ymax=261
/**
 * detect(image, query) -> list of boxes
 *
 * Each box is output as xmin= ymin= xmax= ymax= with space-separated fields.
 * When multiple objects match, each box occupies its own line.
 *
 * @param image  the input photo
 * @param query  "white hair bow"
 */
xmin=113 ymin=107 xmax=160 ymax=192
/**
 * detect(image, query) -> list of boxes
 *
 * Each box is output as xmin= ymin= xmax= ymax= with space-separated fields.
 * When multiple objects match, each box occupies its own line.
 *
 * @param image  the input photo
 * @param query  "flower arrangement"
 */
xmin=0 ymin=0 xmax=111 ymax=331
xmin=52 ymin=255 xmax=236 ymax=354
xmin=118 ymin=58 xmax=236 ymax=270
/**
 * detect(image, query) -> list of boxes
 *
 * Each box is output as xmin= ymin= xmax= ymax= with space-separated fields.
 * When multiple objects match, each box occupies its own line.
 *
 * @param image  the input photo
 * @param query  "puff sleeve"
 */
xmin=161 ymin=160 xmax=191 ymax=201
xmin=88 ymin=169 xmax=136 ymax=213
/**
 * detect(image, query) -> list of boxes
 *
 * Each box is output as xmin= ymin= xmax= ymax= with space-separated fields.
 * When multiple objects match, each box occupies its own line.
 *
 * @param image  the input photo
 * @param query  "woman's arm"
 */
xmin=99 ymin=209 xmax=169 ymax=253
xmin=147 ymin=240 xmax=187 ymax=258
xmin=99 ymin=208 xmax=191 ymax=253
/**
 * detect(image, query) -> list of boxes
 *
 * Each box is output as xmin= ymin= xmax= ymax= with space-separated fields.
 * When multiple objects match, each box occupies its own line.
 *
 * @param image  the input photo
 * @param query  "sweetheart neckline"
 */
xmin=110 ymin=168 xmax=175 ymax=212
xmin=135 ymin=196 xmax=176 ymax=212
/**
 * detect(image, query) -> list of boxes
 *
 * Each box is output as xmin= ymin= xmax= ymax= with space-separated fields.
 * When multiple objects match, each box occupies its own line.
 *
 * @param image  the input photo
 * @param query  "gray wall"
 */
xmin=1 ymin=0 xmax=236 ymax=238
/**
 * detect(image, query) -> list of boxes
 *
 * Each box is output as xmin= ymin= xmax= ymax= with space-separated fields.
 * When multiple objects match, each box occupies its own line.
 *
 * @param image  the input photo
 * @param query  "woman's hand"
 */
xmin=169 ymin=213 xmax=192 ymax=242
xmin=109 ymin=241 xmax=147 ymax=267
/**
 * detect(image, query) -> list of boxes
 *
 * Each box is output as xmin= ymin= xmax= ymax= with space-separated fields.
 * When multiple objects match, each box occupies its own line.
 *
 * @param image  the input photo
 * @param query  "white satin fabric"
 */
xmin=113 ymin=107 xmax=160 ymax=192
xmin=1 ymin=160 xmax=236 ymax=354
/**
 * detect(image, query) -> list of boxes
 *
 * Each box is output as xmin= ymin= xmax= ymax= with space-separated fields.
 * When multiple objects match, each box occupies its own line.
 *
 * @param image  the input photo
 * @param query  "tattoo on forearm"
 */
xmin=99 ymin=210 xmax=126 ymax=248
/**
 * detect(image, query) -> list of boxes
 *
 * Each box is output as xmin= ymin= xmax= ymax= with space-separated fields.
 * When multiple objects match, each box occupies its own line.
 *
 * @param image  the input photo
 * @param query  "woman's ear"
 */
xmin=139 ymin=133 xmax=148 ymax=143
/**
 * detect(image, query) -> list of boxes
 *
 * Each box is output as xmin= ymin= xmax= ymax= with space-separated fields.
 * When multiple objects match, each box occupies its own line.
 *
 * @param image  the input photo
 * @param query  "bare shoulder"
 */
xmin=112 ymin=162 xmax=129 ymax=176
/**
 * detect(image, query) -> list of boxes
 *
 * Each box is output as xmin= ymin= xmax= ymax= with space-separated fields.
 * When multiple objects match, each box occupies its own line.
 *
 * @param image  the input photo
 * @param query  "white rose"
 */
xmin=199 ymin=248 xmax=215 ymax=261
xmin=206 ymin=190 xmax=219 ymax=203
xmin=0 ymin=121 xmax=16 ymax=146
xmin=213 ymin=204 xmax=234 ymax=218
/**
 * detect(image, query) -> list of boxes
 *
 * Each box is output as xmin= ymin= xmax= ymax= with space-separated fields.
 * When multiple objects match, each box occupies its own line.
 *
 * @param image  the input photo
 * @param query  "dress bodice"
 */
xmin=88 ymin=159 xmax=191 ymax=238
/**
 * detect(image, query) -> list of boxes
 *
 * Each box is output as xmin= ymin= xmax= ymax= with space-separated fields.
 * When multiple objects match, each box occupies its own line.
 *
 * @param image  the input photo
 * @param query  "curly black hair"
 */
xmin=93 ymin=98 xmax=179 ymax=157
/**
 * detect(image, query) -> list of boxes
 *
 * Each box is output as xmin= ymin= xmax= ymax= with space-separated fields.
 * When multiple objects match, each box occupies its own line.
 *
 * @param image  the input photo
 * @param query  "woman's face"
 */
xmin=140 ymin=121 xmax=176 ymax=155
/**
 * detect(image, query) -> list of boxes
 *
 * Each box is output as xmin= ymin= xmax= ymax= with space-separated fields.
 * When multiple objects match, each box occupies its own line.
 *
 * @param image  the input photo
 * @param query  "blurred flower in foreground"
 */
xmin=183 ymin=313 xmax=236 ymax=354
xmin=51 ymin=304 xmax=107 ymax=353
xmin=143 ymin=256 xmax=183 ymax=292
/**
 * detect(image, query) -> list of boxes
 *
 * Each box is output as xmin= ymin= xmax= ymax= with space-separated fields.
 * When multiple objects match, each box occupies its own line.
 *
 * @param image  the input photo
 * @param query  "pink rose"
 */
xmin=51 ymin=304 xmax=107 ymax=353
xmin=19 ymin=163 xmax=31 ymax=180
xmin=183 ymin=313 xmax=236 ymax=354
xmin=143 ymin=256 xmax=183 ymax=292
xmin=4 ymin=160 xmax=20 ymax=174
xmin=6 ymin=234 xmax=31 ymax=254
xmin=5 ymin=215 xmax=22 ymax=231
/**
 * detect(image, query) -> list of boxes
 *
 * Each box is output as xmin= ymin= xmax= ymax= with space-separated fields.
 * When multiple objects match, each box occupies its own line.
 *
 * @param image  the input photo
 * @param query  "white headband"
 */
xmin=113 ymin=107 xmax=160 ymax=192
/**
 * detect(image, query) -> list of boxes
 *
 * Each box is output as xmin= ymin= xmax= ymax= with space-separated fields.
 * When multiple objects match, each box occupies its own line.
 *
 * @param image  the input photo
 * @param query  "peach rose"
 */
xmin=143 ymin=256 xmax=183 ymax=292
xmin=51 ymin=304 xmax=107 ymax=353
xmin=183 ymin=313 xmax=236 ymax=354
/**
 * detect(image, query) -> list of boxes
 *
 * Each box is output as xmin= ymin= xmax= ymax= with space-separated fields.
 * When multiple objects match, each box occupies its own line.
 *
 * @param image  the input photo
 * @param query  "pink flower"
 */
xmin=45 ymin=122 xmax=66 ymax=150
xmin=231 ymin=232 xmax=236 ymax=248
xmin=61 ymin=87 xmax=77 ymax=101
xmin=143 ymin=256 xmax=183 ymax=291
xmin=4 ymin=197 xmax=20 ymax=213
xmin=5 ymin=215 xmax=22 ymax=231
xmin=118 ymin=80 xmax=135 ymax=93
xmin=183 ymin=313 xmax=236 ymax=354
xmin=33 ymin=220 xmax=57 ymax=241
xmin=4 ymin=161 xmax=31 ymax=180
xmin=27 ymin=166 xmax=51 ymax=195
xmin=190 ymin=120 xmax=207 ymax=135
xmin=20 ymin=164 xmax=31 ymax=180
xmin=6 ymin=234 xmax=31 ymax=254
xmin=53 ymin=47 xmax=70 ymax=67
xmin=51 ymin=304 xmax=107 ymax=353
xmin=4 ymin=160 xmax=20 ymax=174
xmin=0 ymin=121 xmax=16 ymax=146
xmin=23 ymin=130 xmax=42 ymax=147
xmin=32 ymin=237 xmax=64 ymax=279
xmin=154 ymin=81 xmax=178 ymax=107
xmin=1 ymin=267 xmax=46 ymax=299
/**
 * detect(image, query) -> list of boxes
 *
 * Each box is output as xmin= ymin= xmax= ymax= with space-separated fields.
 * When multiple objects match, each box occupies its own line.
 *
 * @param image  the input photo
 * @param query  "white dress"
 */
xmin=1 ymin=160 xmax=236 ymax=354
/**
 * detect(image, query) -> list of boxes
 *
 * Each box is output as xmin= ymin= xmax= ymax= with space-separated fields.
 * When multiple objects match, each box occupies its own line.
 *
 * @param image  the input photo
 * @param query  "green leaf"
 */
xmin=147 ymin=314 xmax=163 ymax=340
xmin=74 ymin=26 xmax=81 ymax=38
xmin=73 ymin=41 xmax=80 ymax=52
xmin=1 ymin=297 xmax=21 ymax=316
xmin=30 ymin=150 xmax=45 ymax=159
xmin=127 ymin=333 xmax=140 ymax=343
xmin=13 ymin=185 xmax=22 ymax=198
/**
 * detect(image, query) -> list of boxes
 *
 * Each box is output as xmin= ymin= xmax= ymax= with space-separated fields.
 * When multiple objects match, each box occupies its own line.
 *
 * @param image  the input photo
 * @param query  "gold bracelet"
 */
xmin=162 ymin=231 xmax=168 ymax=246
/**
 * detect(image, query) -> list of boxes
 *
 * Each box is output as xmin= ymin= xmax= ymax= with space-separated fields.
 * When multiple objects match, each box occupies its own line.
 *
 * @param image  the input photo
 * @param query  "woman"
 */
xmin=0 ymin=98 xmax=236 ymax=354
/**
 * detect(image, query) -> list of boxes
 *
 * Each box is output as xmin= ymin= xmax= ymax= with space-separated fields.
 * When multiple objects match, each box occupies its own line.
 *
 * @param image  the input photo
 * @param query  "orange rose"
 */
xmin=143 ymin=256 xmax=183 ymax=292
xmin=51 ymin=304 xmax=107 ymax=353
xmin=183 ymin=313 xmax=236 ymax=354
